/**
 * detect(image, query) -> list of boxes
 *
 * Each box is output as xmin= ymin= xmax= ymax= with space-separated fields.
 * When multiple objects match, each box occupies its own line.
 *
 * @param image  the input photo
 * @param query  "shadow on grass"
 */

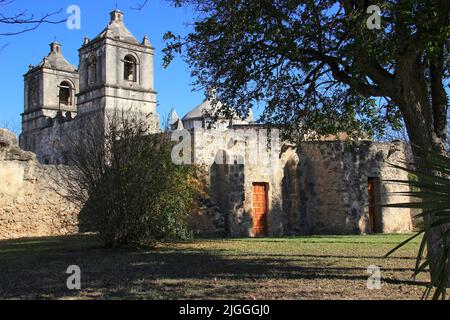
xmin=0 ymin=234 xmax=426 ymax=299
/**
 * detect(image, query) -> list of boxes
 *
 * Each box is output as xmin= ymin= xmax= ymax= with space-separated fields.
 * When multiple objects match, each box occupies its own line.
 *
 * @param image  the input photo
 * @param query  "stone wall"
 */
xmin=0 ymin=129 xmax=79 ymax=240
xmin=294 ymin=140 xmax=413 ymax=234
xmin=179 ymin=127 xmax=413 ymax=237
xmin=2 ymin=125 xmax=413 ymax=240
xmin=187 ymin=126 xmax=286 ymax=237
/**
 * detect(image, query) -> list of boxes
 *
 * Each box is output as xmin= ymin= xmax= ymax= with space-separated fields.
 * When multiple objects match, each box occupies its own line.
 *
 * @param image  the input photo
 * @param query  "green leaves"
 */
xmin=163 ymin=0 xmax=448 ymax=146
xmin=162 ymin=31 xmax=182 ymax=68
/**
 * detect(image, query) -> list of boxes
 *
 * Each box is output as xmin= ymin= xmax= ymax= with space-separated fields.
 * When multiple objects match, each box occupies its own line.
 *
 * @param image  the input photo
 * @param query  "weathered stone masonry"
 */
xmin=291 ymin=141 xmax=413 ymax=235
xmin=0 ymin=129 xmax=78 ymax=240
xmin=0 ymin=125 xmax=413 ymax=239
xmin=182 ymin=127 xmax=413 ymax=237
xmin=20 ymin=10 xmax=159 ymax=165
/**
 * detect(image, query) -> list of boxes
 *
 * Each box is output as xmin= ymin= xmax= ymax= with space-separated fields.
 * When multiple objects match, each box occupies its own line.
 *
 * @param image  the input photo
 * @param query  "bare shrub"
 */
xmin=60 ymin=112 xmax=202 ymax=247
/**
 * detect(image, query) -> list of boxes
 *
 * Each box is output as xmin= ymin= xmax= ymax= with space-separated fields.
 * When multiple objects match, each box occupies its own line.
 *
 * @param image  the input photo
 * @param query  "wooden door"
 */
xmin=368 ymin=178 xmax=376 ymax=234
xmin=252 ymin=183 xmax=268 ymax=237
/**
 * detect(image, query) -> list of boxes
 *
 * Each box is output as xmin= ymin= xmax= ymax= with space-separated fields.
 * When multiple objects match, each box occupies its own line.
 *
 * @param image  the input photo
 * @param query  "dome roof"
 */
xmin=182 ymin=97 xmax=254 ymax=125
xmin=92 ymin=10 xmax=139 ymax=45
xmin=35 ymin=42 xmax=77 ymax=73
xmin=182 ymin=98 xmax=224 ymax=121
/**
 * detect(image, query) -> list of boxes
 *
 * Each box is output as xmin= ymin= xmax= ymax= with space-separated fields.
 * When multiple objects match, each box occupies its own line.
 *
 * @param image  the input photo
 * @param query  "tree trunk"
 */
xmin=395 ymin=58 xmax=448 ymax=287
xmin=407 ymin=127 xmax=448 ymax=288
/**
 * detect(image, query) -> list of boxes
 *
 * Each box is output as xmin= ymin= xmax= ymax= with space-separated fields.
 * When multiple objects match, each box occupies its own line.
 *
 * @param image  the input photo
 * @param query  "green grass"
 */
xmin=0 ymin=234 xmax=428 ymax=300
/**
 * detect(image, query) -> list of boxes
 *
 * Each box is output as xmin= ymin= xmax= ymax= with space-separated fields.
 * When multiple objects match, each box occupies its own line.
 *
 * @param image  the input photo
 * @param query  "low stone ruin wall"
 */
xmin=0 ymin=129 xmax=79 ymax=240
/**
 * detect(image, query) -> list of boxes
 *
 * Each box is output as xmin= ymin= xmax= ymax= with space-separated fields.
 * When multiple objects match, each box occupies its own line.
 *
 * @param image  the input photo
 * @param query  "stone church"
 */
xmin=20 ymin=10 xmax=159 ymax=165
xmin=14 ymin=10 xmax=413 ymax=238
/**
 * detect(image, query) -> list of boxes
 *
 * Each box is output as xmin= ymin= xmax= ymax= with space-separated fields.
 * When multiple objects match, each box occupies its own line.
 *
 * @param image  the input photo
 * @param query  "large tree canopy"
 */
xmin=164 ymin=0 xmax=449 ymax=154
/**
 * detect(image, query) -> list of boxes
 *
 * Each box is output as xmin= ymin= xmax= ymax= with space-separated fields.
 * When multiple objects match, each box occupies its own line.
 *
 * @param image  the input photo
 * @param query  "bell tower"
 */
xmin=20 ymin=41 xmax=79 ymax=152
xmin=77 ymin=10 xmax=159 ymax=131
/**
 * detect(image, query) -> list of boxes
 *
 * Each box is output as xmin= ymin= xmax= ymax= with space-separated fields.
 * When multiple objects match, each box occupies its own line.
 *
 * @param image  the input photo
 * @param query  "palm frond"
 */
xmin=383 ymin=154 xmax=450 ymax=300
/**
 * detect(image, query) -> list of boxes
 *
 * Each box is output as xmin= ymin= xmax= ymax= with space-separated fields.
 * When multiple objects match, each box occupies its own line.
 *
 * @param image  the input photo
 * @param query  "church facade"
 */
xmin=17 ymin=11 xmax=414 ymax=237
xmin=20 ymin=10 xmax=159 ymax=165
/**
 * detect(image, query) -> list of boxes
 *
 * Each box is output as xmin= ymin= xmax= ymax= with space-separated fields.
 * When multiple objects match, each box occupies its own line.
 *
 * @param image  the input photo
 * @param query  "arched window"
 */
xmin=123 ymin=55 xmax=137 ymax=82
xmin=29 ymin=77 xmax=38 ymax=108
xmin=88 ymin=54 xmax=97 ymax=85
xmin=59 ymin=81 xmax=72 ymax=106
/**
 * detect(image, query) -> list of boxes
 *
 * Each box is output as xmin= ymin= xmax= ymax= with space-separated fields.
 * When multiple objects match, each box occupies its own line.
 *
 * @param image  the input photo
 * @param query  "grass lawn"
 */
xmin=0 ymin=234 xmax=429 ymax=300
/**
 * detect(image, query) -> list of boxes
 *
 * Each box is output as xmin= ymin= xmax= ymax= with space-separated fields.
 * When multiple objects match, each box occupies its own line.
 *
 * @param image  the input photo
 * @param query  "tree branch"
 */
xmin=0 ymin=1 xmax=65 ymax=36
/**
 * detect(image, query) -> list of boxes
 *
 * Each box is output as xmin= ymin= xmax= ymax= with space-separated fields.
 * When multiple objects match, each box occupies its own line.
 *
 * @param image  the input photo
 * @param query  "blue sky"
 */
xmin=0 ymin=0 xmax=205 ymax=132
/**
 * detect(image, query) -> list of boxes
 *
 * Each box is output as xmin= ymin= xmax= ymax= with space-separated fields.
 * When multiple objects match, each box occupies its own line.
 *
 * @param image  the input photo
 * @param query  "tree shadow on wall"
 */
xmin=209 ymin=149 xmax=246 ymax=236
